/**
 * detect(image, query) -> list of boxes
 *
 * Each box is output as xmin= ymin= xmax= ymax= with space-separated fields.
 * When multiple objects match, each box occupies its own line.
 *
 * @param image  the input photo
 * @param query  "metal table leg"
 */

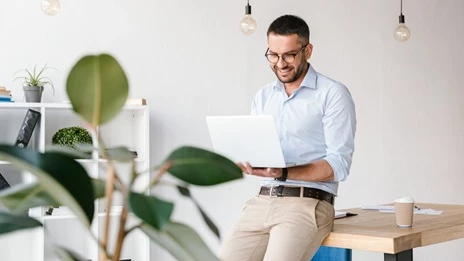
xmin=384 ymin=249 xmax=413 ymax=261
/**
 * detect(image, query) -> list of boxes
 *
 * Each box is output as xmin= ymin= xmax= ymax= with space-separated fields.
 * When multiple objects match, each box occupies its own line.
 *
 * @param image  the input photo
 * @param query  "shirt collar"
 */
xmin=273 ymin=63 xmax=317 ymax=91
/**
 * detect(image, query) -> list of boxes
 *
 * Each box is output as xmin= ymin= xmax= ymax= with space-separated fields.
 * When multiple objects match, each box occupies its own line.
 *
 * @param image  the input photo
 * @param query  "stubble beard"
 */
xmin=273 ymin=57 xmax=308 ymax=84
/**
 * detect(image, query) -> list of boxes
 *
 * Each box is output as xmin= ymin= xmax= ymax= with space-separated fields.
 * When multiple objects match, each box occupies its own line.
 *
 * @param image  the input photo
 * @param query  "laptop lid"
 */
xmin=206 ymin=115 xmax=286 ymax=168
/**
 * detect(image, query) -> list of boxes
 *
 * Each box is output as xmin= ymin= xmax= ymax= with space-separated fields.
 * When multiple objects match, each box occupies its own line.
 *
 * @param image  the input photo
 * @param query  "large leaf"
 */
xmin=129 ymin=192 xmax=174 ymax=230
xmin=0 ymin=145 xmax=94 ymax=226
xmin=91 ymin=178 xmax=106 ymax=199
xmin=0 ymin=212 xmax=42 ymax=235
xmin=45 ymin=144 xmax=92 ymax=159
xmin=66 ymin=53 xmax=128 ymax=128
xmin=177 ymin=186 xmax=220 ymax=238
xmin=165 ymin=146 xmax=242 ymax=186
xmin=0 ymin=179 xmax=106 ymax=213
xmin=0 ymin=182 xmax=55 ymax=213
xmin=140 ymin=222 xmax=219 ymax=261
xmin=104 ymin=146 xmax=134 ymax=162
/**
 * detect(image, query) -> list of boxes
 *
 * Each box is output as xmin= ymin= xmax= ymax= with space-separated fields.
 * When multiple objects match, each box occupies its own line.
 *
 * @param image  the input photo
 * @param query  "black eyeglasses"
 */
xmin=264 ymin=44 xmax=308 ymax=63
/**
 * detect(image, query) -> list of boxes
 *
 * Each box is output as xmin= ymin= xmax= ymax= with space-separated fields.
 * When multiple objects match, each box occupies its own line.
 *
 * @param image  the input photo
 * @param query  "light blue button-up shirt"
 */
xmin=252 ymin=64 xmax=356 ymax=196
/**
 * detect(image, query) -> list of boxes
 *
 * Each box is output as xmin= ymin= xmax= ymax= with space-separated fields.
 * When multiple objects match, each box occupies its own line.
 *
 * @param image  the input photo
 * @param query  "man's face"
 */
xmin=266 ymin=33 xmax=312 ymax=84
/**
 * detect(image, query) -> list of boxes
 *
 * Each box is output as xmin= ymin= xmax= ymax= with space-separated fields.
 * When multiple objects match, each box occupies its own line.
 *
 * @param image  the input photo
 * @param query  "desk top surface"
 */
xmin=322 ymin=203 xmax=464 ymax=254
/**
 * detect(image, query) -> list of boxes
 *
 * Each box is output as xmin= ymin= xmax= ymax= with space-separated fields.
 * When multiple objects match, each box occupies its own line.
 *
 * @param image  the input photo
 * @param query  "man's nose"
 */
xmin=276 ymin=57 xmax=287 ymax=68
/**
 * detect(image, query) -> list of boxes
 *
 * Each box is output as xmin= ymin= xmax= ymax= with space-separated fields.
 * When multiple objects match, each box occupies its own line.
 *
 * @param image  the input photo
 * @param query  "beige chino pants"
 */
xmin=219 ymin=194 xmax=334 ymax=261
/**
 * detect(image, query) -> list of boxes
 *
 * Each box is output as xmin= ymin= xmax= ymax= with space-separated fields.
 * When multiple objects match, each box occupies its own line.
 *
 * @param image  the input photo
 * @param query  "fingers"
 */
xmin=236 ymin=162 xmax=246 ymax=172
xmin=239 ymin=162 xmax=281 ymax=179
xmin=242 ymin=161 xmax=254 ymax=175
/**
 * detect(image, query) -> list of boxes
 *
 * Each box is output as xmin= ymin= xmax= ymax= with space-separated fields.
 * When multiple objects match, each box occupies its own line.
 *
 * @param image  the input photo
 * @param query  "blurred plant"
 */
xmin=0 ymin=54 xmax=242 ymax=261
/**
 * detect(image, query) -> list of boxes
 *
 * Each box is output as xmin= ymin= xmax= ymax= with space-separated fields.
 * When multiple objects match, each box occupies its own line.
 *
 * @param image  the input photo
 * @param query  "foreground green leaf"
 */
xmin=104 ymin=146 xmax=134 ymax=162
xmin=0 ymin=212 xmax=42 ymax=235
xmin=45 ymin=144 xmax=92 ymax=159
xmin=177 ymin=186 xmax=220 ymax=238
xmin=129 ymin=192 xmax=174 ymax=230
xmin=0 ymin=182 xmax=55 ymax=213
xmin=140 ymin=222 xmax=219 ymax=261
xmin=166 ymin=146 xmax=243 ymax=186
xmin=0 ymin=145 xmax=94 ymax=226
xmin=0 ymin=179 xmax=106 ymax=214
xmin=66 ymin=53 xmax=128 ymax=128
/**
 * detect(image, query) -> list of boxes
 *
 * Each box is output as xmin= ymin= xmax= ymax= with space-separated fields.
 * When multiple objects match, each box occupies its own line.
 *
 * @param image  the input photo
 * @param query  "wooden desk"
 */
xmin=321 ymin=203 xmax=464 ymax=261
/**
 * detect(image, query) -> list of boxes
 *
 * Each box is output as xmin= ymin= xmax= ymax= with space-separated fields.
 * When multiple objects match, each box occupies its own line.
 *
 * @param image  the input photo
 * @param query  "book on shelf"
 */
xmin=0 ymin=86 xmax=11 ymax=94
xmin=0 ymin=97 xmax=12 ymax=102
xmin=0 ymin=86 xmax=13 ymax=102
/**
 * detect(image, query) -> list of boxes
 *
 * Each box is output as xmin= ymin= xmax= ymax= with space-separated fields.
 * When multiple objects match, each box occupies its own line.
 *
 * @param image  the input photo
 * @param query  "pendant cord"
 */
xmin=400 ymin=0 xmax=403 ymax=15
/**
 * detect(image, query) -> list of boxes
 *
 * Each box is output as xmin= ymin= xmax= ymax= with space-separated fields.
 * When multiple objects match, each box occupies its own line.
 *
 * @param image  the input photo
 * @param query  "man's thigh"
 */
xmin=219 ymin=196 xmax=272 ymax=261
xmin=263 ymin=198 xmax=334 ymax=261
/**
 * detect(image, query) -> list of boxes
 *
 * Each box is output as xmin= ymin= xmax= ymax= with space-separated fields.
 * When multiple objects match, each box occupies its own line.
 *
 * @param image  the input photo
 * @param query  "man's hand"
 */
xmin=237 ymin=161 xmax=283 ymax=179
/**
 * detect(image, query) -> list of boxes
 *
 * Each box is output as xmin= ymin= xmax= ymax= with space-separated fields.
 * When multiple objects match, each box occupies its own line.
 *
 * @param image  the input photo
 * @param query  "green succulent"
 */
xmin=52 ymin=126 xmax=92 ymax=149
xmin=13 ymin=64 xmax=56 ymax=95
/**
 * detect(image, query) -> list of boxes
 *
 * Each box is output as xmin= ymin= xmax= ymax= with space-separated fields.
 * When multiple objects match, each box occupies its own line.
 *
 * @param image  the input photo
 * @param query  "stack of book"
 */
xmin=0 ymin=86 xmax=13 ymax=102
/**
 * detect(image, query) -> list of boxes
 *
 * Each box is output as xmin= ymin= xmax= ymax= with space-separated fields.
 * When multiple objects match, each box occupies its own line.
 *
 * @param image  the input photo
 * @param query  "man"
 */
xmin=219 ymin=15 xmax=356 ymax=261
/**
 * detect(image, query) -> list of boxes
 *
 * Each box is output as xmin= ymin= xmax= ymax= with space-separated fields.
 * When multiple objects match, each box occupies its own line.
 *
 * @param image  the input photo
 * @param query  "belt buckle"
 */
xmin=269 ymin=186 xmax=278 ymax=198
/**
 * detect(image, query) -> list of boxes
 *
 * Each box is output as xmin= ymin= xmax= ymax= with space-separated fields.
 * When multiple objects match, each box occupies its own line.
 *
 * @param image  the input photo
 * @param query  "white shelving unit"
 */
xmin=0 ymin=102 xmax=150 ymax=261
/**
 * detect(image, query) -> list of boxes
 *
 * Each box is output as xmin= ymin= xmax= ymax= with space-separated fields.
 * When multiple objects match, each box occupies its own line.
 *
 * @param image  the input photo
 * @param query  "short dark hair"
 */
xmin=267 ymin=15 xmax=310 ymax=45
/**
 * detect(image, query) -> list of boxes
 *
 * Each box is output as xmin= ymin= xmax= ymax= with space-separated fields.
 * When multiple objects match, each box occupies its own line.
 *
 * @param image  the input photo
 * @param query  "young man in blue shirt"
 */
xmin=219 ymin=14 xmax=356 ymax=261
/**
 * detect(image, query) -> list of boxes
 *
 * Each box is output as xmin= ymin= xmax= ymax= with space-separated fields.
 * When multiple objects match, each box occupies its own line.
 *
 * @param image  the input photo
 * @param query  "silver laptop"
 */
xmin=206 ymin=115 xmax=287 ymax=168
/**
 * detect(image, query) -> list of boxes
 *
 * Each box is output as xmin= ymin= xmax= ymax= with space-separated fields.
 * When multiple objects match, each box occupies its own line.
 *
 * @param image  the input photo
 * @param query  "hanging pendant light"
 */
xmin=394 ymin=0 xmax=410 ymax=42
xmin=41 ymin=0 xmax=61 ymax=16
xmin=240 ymin=0 xmax=257 ymax=35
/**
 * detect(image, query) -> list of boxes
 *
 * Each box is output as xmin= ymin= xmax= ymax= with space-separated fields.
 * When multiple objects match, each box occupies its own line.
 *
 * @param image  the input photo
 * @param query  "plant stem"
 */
xmin=101 ymin=164 xmax=116 ymax=261
xmin=147 ymin=161 xmax=172 ymax=190
xmin=113 ymin=160 xmax=137 ymax=261
xmin=113 ymin=205 xmax=129 ymax=261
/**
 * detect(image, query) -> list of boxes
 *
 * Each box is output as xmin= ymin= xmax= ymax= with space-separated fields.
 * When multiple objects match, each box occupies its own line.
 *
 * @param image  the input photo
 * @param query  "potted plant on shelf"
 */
xmin=14 ymin=64 xmax=56 ymax=103
xmin=0 ymin=54 xmax=243 ymax=261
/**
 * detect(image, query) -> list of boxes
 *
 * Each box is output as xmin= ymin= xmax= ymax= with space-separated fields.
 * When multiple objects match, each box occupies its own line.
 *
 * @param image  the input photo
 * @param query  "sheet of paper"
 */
xmin=379 ymin=209 xmax=443 ymax=215
xmin=361 ymin=205 xmax=442 ymax=215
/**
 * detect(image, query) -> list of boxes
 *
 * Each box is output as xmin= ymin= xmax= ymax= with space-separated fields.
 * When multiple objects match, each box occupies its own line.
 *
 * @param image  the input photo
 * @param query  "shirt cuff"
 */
xmin=323 ymin=155 xmax=349 ymax=182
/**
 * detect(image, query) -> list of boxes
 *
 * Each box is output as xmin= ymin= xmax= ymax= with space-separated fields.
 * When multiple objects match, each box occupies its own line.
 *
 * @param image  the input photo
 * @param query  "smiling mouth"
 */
xmin=278 ymin=67 xmax=292 ymax=75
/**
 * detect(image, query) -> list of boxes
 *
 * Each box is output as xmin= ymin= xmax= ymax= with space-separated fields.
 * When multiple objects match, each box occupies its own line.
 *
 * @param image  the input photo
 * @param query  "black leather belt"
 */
xmin=259 ymin=186 xmax=334 ymax=205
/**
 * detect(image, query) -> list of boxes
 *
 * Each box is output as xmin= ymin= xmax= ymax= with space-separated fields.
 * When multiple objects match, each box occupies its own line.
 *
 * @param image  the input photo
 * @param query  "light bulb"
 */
xmin=394 ymin=23 xmax=410 ymax=42
xmin=394 ymin=12 xmax=410 ymax=42
xmin=41 ymin=0 xmax=61 ymax=16
xmin=240 ymin=15 xmax=257 ymax=35
xmin=240 ymin=2 xmax=257 ymax=35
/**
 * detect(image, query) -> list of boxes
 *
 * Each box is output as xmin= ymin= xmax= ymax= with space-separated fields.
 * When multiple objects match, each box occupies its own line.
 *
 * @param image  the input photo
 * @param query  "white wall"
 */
xmin=1 ymin=0 xmax=463 ymax=260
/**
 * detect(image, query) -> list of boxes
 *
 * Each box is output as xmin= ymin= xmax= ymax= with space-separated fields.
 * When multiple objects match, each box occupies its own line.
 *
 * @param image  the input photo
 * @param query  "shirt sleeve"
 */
xmin=322 ymin=83 xmax=356 ymax=182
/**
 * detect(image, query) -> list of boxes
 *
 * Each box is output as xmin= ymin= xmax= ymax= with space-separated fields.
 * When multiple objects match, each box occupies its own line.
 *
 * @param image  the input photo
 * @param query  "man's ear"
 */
xmin=305 ymin=43 xmax=314 ymax=60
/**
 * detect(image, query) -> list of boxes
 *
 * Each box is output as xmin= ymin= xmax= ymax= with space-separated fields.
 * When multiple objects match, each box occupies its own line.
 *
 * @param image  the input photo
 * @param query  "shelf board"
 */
xmin=0 ymin=102 xmax=147 ymax=110
xmin=40 ymin=207 xmax=127 ymax=221
xmin=41 ymin=214 xmax=77 ymax=221
xmin=75 ymin=158 xmax=146 ymax=164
